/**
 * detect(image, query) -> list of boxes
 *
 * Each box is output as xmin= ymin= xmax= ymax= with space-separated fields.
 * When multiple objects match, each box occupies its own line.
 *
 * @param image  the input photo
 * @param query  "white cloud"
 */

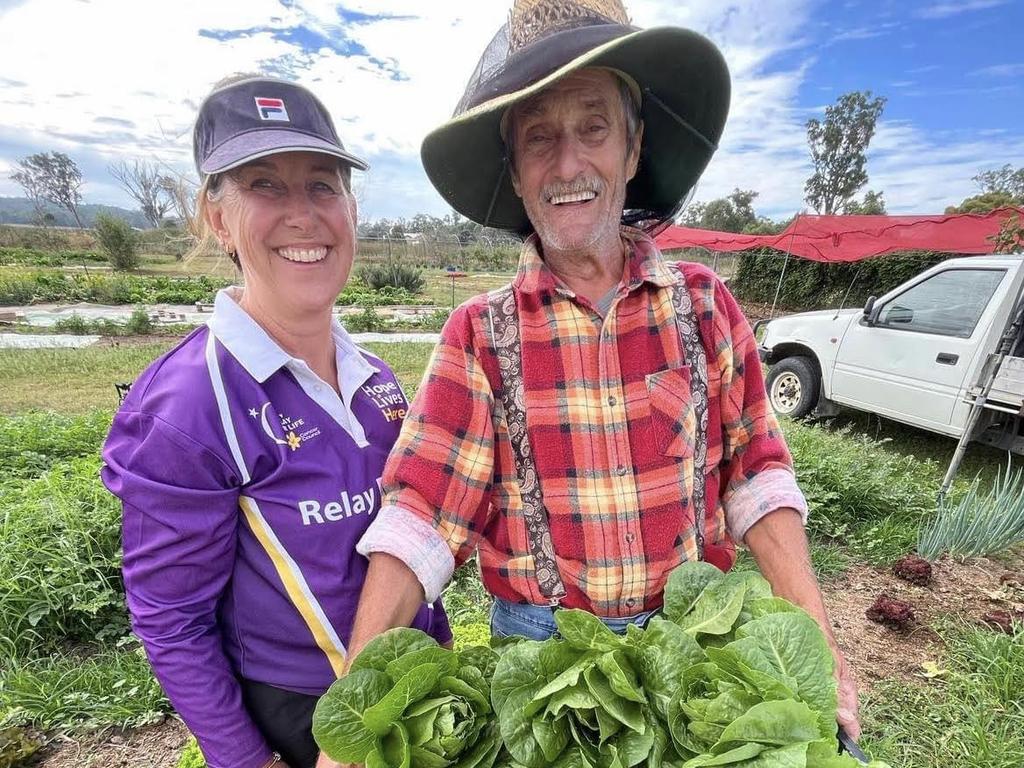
xmin=914 ymin=0 xmax=1008 ymax=19
xmin=971 ymin=63 xmax=1024 ymax=78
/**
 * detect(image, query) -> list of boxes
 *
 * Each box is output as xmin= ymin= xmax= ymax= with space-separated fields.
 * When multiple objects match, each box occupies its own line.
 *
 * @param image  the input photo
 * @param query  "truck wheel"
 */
xmin=766 ymin=356 xmax=820 ymax=419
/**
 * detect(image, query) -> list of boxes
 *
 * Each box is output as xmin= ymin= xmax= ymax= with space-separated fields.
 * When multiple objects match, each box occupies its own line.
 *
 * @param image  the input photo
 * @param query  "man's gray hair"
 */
xmin=504 ymin=73 xmax=641 ymax=168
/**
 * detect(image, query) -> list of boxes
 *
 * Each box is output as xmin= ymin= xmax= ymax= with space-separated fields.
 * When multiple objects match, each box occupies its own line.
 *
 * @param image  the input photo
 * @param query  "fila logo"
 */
xmin=255 ymin=97 xmax=289 ymax=121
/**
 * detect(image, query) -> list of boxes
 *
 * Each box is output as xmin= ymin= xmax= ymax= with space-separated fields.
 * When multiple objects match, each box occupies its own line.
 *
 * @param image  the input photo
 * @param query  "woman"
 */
xmin=102 ymin=75 xmax=451 ymax=768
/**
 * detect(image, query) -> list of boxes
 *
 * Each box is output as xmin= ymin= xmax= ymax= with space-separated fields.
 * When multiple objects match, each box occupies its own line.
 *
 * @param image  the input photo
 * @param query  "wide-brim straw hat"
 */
xmin=421 ymin=0 xmax=730 ymax=234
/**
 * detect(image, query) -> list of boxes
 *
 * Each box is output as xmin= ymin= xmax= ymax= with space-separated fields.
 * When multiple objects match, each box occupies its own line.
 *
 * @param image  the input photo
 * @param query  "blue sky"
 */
xmin=0 ymin=0 xmax=1021 ymax=223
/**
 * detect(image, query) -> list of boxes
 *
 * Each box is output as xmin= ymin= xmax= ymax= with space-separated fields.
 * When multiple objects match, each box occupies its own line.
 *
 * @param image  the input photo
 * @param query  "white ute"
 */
xmin=757 ymin=254 xmax=1024 ymax=457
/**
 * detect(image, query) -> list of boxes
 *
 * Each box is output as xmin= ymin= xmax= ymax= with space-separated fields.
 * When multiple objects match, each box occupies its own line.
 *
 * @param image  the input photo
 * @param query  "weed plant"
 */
xmin=357 ymin=262 xmax=426 ymax=294
xmin=0 ymin=645 xmax=168 ymax=731
xmin=863 ymin=618 xmax=1024 ymax=768
xmin=0 ymin=410 xmax=111 ymax=480
xmin=29 ymin=309 xmax=185 ymax=337
xmin=784 ymin=421 xmax=939 ymax=563
xmin=0 ymin=456 xmax=128 ymax=657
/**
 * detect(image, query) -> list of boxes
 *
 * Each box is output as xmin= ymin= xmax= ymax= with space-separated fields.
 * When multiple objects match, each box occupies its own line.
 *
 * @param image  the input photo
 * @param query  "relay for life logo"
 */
xmin=249 ymin=402 xmax=320 ymax=451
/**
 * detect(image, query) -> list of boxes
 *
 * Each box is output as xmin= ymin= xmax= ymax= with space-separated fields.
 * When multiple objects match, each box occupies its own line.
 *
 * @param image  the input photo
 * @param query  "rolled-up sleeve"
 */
xmin=102 ymin=409 xmax=272 ymax=768
xmin=711 ymin=280 xmax=808 ymax=542
xmin=359 ymin=305 xmax=497 ymax=597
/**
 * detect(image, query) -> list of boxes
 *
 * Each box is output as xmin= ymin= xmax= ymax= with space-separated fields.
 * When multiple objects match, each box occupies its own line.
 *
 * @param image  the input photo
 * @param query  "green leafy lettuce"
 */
xmin=490 ymin=563 xmax=891 ymax=768
xmin=313 ymin=628 xmax=503 ymax=768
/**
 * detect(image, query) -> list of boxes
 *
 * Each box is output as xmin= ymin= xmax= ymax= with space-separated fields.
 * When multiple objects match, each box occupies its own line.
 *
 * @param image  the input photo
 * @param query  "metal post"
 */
xmin=770 ymin=254 xmax=790 ymax=319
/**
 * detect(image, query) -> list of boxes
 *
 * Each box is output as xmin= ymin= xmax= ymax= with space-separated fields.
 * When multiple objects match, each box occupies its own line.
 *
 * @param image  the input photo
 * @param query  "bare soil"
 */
xmin=25 ymin=552 xmax=1024 ymax=766
xmin=822 ymin=551 xmax=1024 ymax=693
xmin=29 ymin=717 xmax=189 ymax=768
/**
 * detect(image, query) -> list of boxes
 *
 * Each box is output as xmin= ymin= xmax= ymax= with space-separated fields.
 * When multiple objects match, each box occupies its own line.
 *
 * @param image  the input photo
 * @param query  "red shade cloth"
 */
xmin=655 ymin=207 xmax=1023 ymax=262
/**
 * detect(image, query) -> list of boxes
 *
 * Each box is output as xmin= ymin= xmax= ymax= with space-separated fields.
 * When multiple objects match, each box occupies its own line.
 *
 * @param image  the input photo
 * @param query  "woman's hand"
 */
xmin=315 ymin=754 xmax=344 ymax=768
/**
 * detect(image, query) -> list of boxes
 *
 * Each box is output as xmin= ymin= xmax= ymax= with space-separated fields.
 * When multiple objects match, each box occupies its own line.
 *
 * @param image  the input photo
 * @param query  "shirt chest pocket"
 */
xmin=645 ymin=366 xmax=696 ymax=459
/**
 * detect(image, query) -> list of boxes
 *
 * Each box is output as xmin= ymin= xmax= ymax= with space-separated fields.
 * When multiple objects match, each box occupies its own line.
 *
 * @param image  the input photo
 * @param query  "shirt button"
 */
xmin=608 ymin=396 xmax=617 ymax=407
xmin=624 ymin=531 xmax=635 ymax=544
xmin=626 ymin=598 xmax=637 ymax=608
xmin=616 ymin=465 xmax=627 ymax=476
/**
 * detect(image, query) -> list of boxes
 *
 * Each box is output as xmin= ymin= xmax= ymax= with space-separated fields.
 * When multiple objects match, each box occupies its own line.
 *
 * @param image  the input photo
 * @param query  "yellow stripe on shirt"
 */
xmin=239 ymin=495 xmax=347 ymax=676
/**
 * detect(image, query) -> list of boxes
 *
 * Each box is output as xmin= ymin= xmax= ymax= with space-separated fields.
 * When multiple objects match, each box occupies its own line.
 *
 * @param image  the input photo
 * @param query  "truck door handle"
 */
xmin=936 ymin=352 xmax=959 ymax=365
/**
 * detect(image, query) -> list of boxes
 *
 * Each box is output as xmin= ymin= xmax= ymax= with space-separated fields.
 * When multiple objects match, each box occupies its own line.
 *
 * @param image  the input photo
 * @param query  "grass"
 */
xmin=825 ymin=410 xmax=1021 ymax=493
xmin=419 ymin=270 xmax=513 ymax=309
xmin=862 ymin=618 xmax=1024 ymax=768
xmin=364 ymin=341 xmax=435 ymax=396
xmin=0 ymin=342 xmax=175 ymax=413
xmin=783 ymin=419 xmax=941 ymax=566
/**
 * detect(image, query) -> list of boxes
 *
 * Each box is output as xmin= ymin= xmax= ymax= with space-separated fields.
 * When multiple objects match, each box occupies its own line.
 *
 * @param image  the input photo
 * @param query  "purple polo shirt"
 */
xmin=102 ymin=289 xmax=451 ymax=768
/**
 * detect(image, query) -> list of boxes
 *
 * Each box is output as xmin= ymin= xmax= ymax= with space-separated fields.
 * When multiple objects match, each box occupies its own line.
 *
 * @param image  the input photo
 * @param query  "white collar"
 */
xmin=207 ymin=288 xmax=379 ymax=385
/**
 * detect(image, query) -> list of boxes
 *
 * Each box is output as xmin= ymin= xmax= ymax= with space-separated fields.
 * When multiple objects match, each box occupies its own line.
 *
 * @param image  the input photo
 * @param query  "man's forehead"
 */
xmin=515 ymin=68 xmax=621 ymax=117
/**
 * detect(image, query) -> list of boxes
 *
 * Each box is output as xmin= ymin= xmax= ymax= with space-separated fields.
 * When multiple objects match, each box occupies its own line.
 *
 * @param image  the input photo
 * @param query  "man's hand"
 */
xmin=833 ymin=648 xmax=861 ymax=740
xmin=314 ymin=755 xmax=343 ymax=768
xmin=744 ymin=508 xmax=861 ymax=741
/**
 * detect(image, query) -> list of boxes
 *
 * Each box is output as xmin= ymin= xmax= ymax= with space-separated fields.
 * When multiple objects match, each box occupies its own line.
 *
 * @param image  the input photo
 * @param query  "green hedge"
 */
xmin=730 ymin=249 xmax=951 ymax=310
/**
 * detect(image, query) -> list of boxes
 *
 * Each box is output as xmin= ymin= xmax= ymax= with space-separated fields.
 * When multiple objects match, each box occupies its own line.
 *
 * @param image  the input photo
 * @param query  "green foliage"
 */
xmin=918 ymin=468 xmax=1024 ymax=560
xmin=93 ymin=213 xmax=140 ymax=271
xmin=48 ymin=309 xmax=176 ymax=337
xmin=804 ymin=91 xmax=887 ymax=215
xmin=863 ymin=619 xmax=1024 ymax=768
xmin=489 ymin=564 xmax=889 ymax=768
xmin=784 ymin=422 xmax=938 ymax=563
xmin=946 ymin=191 xmax=1022 ymax=214
xmin=731 ymin=250 xmax=949 ymax=310
xmin=125 ymin=307 xmax=155 ymax=335
xmin=359 ymin=262 xmax=427 ymax=294
xmin=345 ymin=306 xmax=386 ymax=332
xmin=681 ymin=189 xmax=764 ymax=234
xmin=842 ymin=190 xmax=886 ymax=215
xmin=973 ymin=164 xmax=1024 ymax=200
xmin=0 ymin=246 xmax=106 ymax=267
xmin=0 ymin=270 xmax=228 ymax=306
xmin=0 ymin=410 xmax=110 ymax=480
xmin=0 ymin=456 xmax=128 ymax=657
xmin=992 ymin=212 xmax=1024 ymax=253
xmin=0 ymin=727 xmax=41 ymax=768
xmin=0 ymin=646 xmax=168 ymax=731
xmin=176 ymin=738 xmax=207 ymax=768
xmin=314 ymin=628 xmax=502 ymax=768
xmin=337 ymin=280 xmax=431 ymax=307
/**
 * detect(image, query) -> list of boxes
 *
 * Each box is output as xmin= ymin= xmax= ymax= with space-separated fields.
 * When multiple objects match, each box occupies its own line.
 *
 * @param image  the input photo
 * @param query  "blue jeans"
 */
xmin=489 ymin=597 xmax=658 ymax=641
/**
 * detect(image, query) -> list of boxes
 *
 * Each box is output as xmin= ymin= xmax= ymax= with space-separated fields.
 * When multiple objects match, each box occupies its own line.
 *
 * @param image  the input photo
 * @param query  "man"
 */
xmin=338 ymin=0 xmax=858 ymax=759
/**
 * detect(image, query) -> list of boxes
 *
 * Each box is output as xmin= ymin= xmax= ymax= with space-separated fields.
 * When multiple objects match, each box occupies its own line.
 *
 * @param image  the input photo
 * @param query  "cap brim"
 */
xmin=421 ymin=27 xmax=730 ymax=232
xmin=201 ymin=129 xmax=369 ymax=175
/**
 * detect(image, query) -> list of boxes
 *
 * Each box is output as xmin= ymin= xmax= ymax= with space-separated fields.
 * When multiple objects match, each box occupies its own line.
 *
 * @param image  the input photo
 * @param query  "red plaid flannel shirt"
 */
xmin=359 ymin=229 xmax=805 ymax=617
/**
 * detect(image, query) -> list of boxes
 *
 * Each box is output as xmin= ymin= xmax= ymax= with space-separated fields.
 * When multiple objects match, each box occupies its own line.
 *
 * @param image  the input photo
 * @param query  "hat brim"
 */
xmin=201 ymin=128 xmax=369 ymax=176
xmin=421 ymin=26 xmax=730 ymax=232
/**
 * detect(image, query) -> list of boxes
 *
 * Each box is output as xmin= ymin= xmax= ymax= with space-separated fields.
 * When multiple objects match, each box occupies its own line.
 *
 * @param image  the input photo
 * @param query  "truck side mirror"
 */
xmin=862 ymin=296 xmax=877 ymax=325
